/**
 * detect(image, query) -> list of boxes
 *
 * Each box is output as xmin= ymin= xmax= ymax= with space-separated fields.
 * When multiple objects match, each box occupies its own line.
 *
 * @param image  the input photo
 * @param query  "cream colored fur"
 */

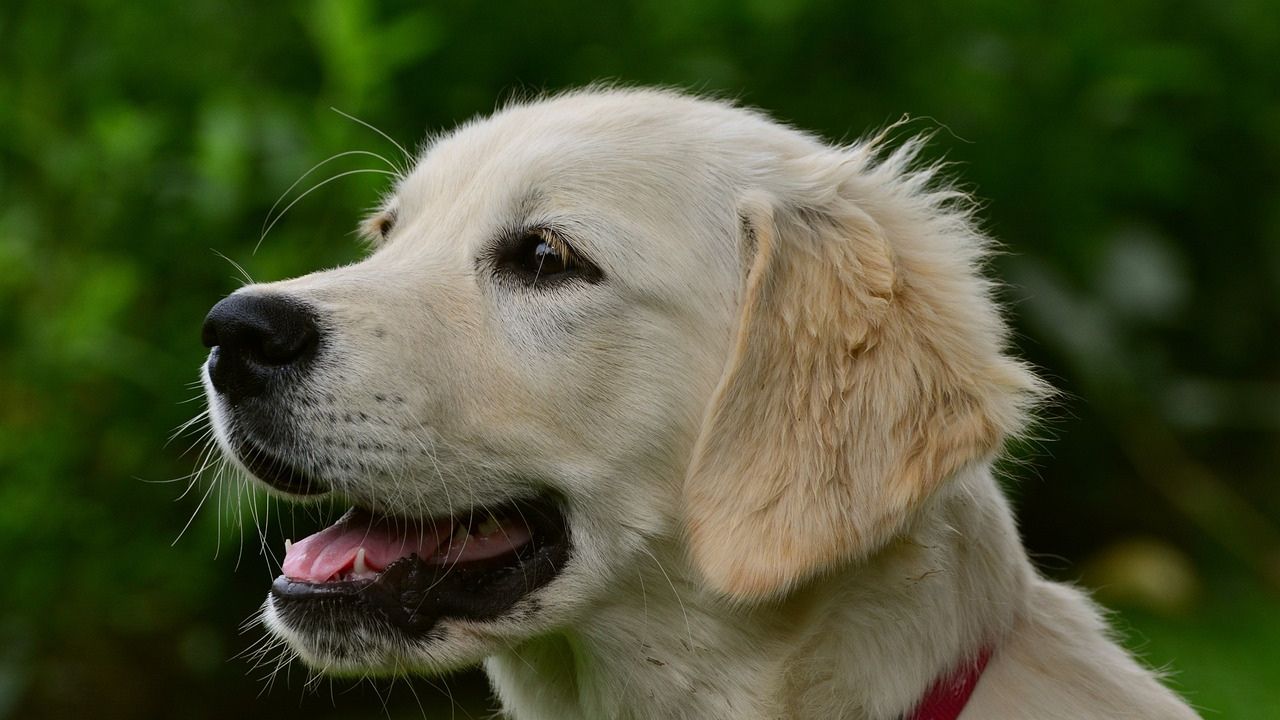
xmin=208 ymin=88 xmax=1200 ymax=719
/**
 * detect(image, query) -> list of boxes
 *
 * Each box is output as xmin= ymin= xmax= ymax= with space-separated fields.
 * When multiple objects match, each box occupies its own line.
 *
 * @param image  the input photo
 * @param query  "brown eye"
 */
xmin=530 ymin=236 xmax=570 ymax=274
xmin=498 ymin=230 xmax=601 ymax=287
xmin=361 ymin=209 xmax=397 ymax=245
xmin=377 ymin=213 xmax=395 ymax=238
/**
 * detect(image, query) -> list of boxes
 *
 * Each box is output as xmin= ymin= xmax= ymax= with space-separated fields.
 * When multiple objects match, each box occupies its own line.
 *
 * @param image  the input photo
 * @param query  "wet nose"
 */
xmin=201 ymin=293 xmax=321 ymax=402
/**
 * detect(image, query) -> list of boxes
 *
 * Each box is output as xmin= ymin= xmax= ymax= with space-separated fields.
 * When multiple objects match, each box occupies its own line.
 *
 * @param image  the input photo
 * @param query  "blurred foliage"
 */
xmin=1 ymin=0 xmax=1277 ymax=717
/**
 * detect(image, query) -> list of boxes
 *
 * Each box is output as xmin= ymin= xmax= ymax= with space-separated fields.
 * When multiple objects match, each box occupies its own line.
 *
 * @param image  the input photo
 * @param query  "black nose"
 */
xmin=202 ymin=293 xmax=321 ymax=402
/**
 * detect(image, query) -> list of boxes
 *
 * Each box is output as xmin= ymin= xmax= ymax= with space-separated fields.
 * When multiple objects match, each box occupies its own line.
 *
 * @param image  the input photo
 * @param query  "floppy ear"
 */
xmin=684 ymin=152 xmax=1042 ymax=601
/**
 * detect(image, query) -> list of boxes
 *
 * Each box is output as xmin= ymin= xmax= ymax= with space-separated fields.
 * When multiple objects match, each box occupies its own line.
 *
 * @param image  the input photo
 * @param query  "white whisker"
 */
xmin=212 ymin=249 xmax=256 ymax=287
xmin=260 ymin=148 xmax=401 ymax=242
xmin=329 ymin=107 xmax=413 ymax=172
xmin=638 ymin=546 xmax=694 ymax=652
xmin=257 ymin=168 xmax=398 ymax=252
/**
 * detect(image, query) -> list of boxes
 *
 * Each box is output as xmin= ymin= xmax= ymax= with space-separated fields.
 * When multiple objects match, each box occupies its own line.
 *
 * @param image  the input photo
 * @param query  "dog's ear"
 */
xmin=684 ymin=151 xmax=1042 ymax=601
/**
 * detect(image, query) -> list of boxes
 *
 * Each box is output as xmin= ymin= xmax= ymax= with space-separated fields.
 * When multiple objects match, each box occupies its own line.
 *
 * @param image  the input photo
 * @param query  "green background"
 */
xmin=2 ymin=1 xmax=1278 ymax=717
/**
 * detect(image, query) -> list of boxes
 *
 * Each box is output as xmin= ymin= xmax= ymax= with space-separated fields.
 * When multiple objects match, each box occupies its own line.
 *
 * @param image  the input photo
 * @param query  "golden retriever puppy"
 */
xmin=200 ymin=88 xmax=1200 ymax=719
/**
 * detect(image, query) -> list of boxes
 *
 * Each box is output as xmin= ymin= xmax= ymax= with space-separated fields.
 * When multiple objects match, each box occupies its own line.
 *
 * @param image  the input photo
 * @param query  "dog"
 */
xmin=200 ymin=88 xmax=1200 ymax=719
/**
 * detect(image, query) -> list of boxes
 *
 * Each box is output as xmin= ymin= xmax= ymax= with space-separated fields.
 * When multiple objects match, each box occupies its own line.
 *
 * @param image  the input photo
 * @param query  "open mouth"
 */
xmin=270 ymin=496 xmax=569 ymax=636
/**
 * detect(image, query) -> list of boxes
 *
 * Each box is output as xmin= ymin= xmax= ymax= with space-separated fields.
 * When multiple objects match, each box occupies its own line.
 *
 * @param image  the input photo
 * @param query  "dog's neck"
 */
xmin=485 ymin=467 xmax=1031 ymax=720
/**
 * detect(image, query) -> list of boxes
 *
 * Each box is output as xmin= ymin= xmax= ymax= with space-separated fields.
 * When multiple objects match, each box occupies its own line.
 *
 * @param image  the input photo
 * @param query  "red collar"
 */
xmin=904 ymin=647 xmax=993 ymax=720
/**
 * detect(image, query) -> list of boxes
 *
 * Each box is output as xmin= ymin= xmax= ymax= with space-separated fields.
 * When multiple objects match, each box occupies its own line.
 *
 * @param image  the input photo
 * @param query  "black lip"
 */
xmin=234 ymin=437 xmax=327 ymax=496
xmin=270 ymin=497 xmax=569 ymax=636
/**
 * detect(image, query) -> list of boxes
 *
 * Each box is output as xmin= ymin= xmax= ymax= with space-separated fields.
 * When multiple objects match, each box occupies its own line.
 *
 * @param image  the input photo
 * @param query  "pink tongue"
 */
xmin=282 ymin=510 xmax=453 ymax=583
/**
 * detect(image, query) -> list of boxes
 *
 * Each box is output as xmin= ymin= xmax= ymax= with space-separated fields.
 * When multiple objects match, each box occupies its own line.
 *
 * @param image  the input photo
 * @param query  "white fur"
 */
xmin=206 ymin=88 xmax=1199 ymax=719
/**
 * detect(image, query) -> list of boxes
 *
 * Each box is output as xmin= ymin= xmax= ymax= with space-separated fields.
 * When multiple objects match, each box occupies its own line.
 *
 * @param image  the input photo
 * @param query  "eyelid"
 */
xmin=534 ymin=228 xmax=574 ymax=262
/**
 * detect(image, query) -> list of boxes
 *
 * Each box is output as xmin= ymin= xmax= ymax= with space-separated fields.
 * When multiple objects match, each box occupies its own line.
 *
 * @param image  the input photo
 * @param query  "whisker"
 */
xmin=234 ymin=475 xmax=249 ymax=572
xmin=638 ymin=546 xmax=694 ymax=651
xmin=177 ymin=425 xmax=218 ymax=461
xmin=167 ymin=408 xmax=211 ymax=446
xmin=330 ymin=107 xmax=413 ymax=171
xmin=212 ymin=249 xmax=256 ymax=287
xmin=172 ymin=467 xmax=222 ymax=546
xmin=213 ymin=457 xmax=228 ymax=558
xmin=503 ymin=504 xmax=535 ymax=592
xmin=399 ymin=669 xmax=431 ymax=720
xmin=260 ymin=148 xmax=401 ymax=241
xmin=257 ymin=168 xmax=399 ymax=252
xmin=173 ymin=438 xmax=219 ymax=499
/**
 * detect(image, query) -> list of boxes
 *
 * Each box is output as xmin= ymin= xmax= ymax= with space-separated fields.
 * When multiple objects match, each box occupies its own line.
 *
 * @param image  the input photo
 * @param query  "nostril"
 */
xmin=257 ymin=320 xmax=319 ymax=366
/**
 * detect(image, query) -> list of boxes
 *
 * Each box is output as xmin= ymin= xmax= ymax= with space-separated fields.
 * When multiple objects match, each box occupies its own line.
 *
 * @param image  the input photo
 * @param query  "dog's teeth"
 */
xmin=284 ymin=539 xmax=293 ymax=553
xmin=353 ymin=547 xmax=369 ymax=575
xmin=452 ymin=523 xmax=470 ymax=546
xmin=476 ymin=516 xmax=501 ymax=536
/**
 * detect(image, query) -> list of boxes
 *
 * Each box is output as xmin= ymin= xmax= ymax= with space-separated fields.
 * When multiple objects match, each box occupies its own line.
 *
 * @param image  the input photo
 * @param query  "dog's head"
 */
xmin=200 ymin=89 xmax=1041 ymax=674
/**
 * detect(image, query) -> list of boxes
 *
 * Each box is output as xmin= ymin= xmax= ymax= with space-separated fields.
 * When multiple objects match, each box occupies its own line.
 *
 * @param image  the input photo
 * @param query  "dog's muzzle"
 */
xmin=201 ymin=290 xmax=575 ymax=643
xmin=202 ymin=291 xmax=328 ymax=495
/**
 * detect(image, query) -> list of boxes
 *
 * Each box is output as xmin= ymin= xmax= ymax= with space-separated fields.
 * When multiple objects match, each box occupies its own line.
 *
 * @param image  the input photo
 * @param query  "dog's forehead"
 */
xmin=408 ymin=98 xmax=719 ymax=205
xmin=395 ymin=92 xmax=809 ymax=237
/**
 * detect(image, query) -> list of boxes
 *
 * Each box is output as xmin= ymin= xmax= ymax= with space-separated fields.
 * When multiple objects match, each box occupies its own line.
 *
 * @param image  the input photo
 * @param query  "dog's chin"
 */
xmin=252 ymin=478 xmax=571 ymax=673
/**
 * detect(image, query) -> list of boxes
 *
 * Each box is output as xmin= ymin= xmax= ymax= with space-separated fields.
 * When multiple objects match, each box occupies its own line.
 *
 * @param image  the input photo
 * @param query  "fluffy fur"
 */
xmin=205 ymin=88 xmax=1200 ymax=719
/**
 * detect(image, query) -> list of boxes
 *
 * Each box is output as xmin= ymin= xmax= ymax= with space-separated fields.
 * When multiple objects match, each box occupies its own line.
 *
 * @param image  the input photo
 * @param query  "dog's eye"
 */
xmin=498 ymin=230 xmax=601 ymax=287
xmin=376 ymin=214 xmax=395 ymax=238
xmin=360 ymin=209 xmax=397 ymax=246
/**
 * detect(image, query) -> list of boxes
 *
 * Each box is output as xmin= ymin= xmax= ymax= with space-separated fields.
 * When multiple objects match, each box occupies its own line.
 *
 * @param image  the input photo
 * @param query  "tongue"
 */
xmin=281 ymin=507 xmax=538 ymax=583
xmin=282 ymin=509 xmax=453 ymax=583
